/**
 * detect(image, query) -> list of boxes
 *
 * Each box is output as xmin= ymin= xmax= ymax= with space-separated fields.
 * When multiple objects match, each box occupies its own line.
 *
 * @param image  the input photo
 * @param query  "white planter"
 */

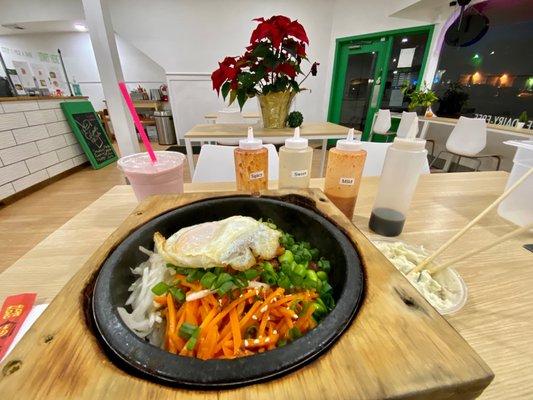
xmin=516 ymin=122 xmax=525 ymax=129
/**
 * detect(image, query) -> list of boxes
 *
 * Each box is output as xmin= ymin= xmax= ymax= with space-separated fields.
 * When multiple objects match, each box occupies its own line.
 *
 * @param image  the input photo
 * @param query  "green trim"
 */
xmin=61 ymin=101 xmax=118 ymax=169
xmin=328 ymin=24 xmax=435 ymax=141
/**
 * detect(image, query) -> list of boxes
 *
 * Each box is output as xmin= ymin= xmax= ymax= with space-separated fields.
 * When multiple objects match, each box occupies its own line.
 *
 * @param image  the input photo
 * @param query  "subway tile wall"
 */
xmin=0 ymin=99 xmax=88 ymax=200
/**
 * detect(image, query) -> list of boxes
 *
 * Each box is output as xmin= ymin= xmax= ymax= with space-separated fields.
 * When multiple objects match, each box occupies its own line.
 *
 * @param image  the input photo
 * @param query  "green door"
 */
xmin=328 ymin=41 xmax=389 ymax=141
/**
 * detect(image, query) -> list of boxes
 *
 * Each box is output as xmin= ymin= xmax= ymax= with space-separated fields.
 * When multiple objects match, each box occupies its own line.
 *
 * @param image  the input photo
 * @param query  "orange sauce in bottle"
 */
xmin=234 ymin=127 xmax=268 ymax=193
xmin=324 ymin=129 xmax=367 ymax=218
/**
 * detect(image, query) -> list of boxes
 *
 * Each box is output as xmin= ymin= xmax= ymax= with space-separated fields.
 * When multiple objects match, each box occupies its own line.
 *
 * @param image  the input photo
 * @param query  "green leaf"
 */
xmin=237 ymin=90 xmax=247 ymax=110
xmin=221 ymin=81 xmax=231 ymax=100
xmin=228 ymin=89 xmax=237 ymax=106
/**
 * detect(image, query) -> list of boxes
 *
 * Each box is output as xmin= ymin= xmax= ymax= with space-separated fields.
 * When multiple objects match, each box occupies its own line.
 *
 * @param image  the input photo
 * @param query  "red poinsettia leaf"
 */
xmin=250 ymin=21 xmax=273 ymax=43
xmin=211 ymin=67 xmax=226 ymax=94
xmin=275 ymin=63 xmax=296 ymax=79
xmin=287 ymin=20 xmax=309 ymax=44
xmin=271 ymin=15 xmax=291 ymax=29
xmin=295 ymin=42 xmax=306 ymax=57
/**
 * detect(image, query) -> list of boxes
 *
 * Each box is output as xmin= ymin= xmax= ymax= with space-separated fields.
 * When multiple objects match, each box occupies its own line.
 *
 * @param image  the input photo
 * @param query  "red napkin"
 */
xmin=0 ymin=293 xmax=37 ymax=360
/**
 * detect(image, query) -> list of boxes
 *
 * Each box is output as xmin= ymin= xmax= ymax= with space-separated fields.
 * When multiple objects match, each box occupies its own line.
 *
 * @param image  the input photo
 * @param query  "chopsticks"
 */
xmin=412 ymin=167 xmax=533 ymax=274
xmin=427 ymin=223 xmax=533 ymax=275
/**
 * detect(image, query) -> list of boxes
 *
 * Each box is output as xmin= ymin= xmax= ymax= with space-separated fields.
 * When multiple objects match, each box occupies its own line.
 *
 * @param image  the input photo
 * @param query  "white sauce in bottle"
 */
xmin=278 ymin=127 xmax=313 ymax=189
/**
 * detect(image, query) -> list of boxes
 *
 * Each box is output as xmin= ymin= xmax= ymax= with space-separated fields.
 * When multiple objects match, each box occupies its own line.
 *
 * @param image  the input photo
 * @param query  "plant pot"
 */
xmin=258 ymin=90 xmax=295 ymax=129
xmin=516 ymin=122 xmax=525 ymax=129
xmin=411 ymin=106 xmax=427 ymax=116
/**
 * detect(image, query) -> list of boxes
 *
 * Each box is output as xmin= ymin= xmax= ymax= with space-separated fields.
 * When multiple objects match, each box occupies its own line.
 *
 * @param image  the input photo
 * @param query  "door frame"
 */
xmin=327 ymin=25 xmax=435 ymax=140
xmin=328 ymin=41 xmax=388 ymax=135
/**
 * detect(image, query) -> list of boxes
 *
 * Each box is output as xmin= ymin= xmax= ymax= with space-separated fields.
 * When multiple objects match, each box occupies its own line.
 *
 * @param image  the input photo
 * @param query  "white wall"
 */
xmin=0 ymin=32 xmax=166 ymax=110
xmin=107 ymin=0 xmax=335 ymax=137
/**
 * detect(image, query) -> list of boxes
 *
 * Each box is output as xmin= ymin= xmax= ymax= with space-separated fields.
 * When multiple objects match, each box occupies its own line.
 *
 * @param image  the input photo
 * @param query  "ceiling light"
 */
xmin=490 ymin=50 xmax=495 ymax=55
xmin=401 ymin=38 xmax=408 ymax=43
xmin=393 ymin=58 xmax=397 ymax=62
xmin=74 ymin=24 xmax=88 ymax=32
xmin=393 ymin=70 xmax=398 ymax=74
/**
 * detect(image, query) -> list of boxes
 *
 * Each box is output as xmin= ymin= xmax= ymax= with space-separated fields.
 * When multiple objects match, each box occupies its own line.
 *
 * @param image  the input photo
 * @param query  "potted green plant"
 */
xmin=211 ymin=15 xmax=319 ymax=128
xmin=401 ymin=83 xmax=438 ymax=116
xmin=437 ymin=82 xmax=469 ymax=118
xmin=516 ymin=111 xmax=528 ymax=129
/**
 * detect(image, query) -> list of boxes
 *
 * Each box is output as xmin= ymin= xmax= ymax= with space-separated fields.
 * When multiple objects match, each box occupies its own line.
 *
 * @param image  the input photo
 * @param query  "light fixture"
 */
xmin=473 ymin=54 xmax=480 ymax=59
xmin=393 ymin=58 xmax=397 ymax=62
xmin=401 ymin=38 xmax=408 ymax=43
xmin=393 ymin=70 xmax=398 ymax=75
xmin=74 ymin=24 xmax=88 ymax=32
xmin=490 ymin=50 xmax=495 ymax=55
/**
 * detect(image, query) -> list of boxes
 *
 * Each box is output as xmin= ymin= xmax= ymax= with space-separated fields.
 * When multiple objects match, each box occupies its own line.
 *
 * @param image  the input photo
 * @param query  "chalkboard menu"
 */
xmin=61 ymin=101 xmax=117 ymax=169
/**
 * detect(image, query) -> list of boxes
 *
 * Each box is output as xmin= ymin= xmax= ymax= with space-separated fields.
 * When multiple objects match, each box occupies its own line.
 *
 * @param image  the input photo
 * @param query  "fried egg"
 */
xmin=153 ymin=216 xmax=282 ymax=271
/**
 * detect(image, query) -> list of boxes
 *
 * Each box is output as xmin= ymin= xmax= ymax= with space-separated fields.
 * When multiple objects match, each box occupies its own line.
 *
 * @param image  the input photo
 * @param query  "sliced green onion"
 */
xmin=243 ymin=269 xmax=259 ymax=280
xmin=278 ymin=339 xmax=287 ymax=347
xmin=316 ymin=271 xmax=328 ymax=281
xmin=186 ymin=269 xmax=204 ymax=283
xmin=278 ymin=250 xmax=294 ymax=264
xmin=169 ymin=287 xmax=185 ymax=302
xmin=293 ymin=264 xmax=306 ymax=278
xmin=179 ymin=322 xmax=198 ymax=340
xmin=216 ymin=280 xmax=235 ymax=295
xmin=200 ymin=271 xmax=217 ymax=289
xmin=262 ymin=262 xmax=275 ymax=274
xmin=151 ymin=282 xmax=170 ymax=296
xmin=317 ymin=258 xmax=331 ymax=273
xmin=289 ymin=327 xmax=302 ymax=340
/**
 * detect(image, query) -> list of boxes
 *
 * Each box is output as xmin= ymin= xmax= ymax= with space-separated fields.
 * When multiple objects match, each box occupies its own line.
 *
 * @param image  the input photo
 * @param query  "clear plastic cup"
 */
xmin=117 ymin=151 xmax=185 ymax=201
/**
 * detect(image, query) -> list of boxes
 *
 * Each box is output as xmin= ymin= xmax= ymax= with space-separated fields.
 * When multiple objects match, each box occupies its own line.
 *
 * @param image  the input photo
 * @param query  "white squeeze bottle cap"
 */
xmin=239 ymin=127 xmax=263 ymax=150
xmin=285 ymin=126 xmax=308 ymax=149
xmin=336 ymin=128 xmax=362 ymax=151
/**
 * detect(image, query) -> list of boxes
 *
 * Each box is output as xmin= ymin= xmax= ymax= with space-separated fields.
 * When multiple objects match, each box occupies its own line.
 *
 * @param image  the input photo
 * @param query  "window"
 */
xmin=433 ymin=0 xmax=533 ymax=127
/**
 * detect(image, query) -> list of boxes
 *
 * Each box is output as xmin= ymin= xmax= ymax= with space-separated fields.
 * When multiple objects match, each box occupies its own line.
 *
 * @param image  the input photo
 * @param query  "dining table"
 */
xmin=0 ymin=171 xmax=531 ymax=399
xmin=184 ymin=122 xmax=353 ymax=177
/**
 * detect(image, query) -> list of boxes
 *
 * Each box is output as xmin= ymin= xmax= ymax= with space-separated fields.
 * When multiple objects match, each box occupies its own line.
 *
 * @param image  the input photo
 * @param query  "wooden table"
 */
xmin=204 ymin=112 xmax=260 ymax=123
xmin=0 ymin=172 xmax=531 ymax=399
xmin=184 ymin=122 xmax=353 ymax=177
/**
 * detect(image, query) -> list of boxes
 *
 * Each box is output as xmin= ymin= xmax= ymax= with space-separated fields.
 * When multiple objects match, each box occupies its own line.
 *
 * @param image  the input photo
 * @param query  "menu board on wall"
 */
xmin=60 ymin=101 xmax=117 ymax=169
xmin=12 ymin=60 xmax=36 ymax=89
xmin=30 ymin=63 xmax=51 ymax=90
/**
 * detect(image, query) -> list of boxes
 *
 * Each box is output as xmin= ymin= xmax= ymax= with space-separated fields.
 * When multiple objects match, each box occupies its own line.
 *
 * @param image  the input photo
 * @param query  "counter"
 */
xmin=0 ymin=96 xmax=90 ymax=200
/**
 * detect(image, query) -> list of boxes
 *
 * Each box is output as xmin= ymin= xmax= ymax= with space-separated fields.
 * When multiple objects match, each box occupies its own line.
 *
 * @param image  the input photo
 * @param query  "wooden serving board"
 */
xmin=0 ymin=189 xmax=493 ymax=399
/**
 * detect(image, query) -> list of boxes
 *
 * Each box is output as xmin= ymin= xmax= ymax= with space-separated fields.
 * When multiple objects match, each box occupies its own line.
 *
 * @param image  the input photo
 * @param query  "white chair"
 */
xmin=216 ymin=109 xmax=246 ymax=124
xmin=215 ymin=109 xmax=246 ymax=145
xmin=360 ymin=142 xmax=430 ymax=176
xmin=430 ymin=116 xmax=501 ymax=171
xmin=192 ymin=144 xmax=279 ymax=182
xmin=396 ymin=112 xmax=419 ymax=139
xmin=369 ymin=109 xmax=391 ymax=141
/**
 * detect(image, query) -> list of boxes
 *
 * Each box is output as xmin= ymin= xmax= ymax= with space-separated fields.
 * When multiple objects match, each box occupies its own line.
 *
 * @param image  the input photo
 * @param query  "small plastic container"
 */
xmin=497 ymin=140 xmax=533 ymax=226
xmin=372 ymin=238 xmax=468 ymax=315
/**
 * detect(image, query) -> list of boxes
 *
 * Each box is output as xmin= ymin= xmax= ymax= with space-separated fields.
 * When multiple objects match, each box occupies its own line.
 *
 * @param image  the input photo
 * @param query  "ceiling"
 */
xmin=0 ymin=20 xmax=86 ymax=36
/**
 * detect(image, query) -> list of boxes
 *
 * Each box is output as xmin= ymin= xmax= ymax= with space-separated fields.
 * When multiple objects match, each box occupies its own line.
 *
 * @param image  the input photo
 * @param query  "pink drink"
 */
xmin=118 ymin=151 xmax=185 ymax=201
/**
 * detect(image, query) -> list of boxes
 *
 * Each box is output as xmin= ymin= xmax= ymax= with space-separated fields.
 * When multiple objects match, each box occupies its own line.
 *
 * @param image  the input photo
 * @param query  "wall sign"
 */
xmin=61 ymin=101 xmax=117 ymax=169
xmin=474 ymin=113 xmax=532 ymax=129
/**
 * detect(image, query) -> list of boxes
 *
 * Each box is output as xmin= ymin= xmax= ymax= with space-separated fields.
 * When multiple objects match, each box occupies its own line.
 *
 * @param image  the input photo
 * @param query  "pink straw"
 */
xmin=118 ymin=82 xmax=157 ymax=163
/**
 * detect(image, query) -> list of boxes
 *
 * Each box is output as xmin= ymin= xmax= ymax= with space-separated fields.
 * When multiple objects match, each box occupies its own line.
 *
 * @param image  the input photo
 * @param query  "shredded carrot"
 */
xmin=157 ymin=283 xmax=322 ymax=359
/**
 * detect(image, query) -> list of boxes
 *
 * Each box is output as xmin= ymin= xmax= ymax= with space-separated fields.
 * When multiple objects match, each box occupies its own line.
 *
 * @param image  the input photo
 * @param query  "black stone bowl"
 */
xmin=91 ymin=196 xmax=364 ymax=389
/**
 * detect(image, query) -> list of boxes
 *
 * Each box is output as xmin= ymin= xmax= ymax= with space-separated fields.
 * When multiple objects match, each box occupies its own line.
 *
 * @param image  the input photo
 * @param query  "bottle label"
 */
xmin=290 ymin=169 xmax=308 ymax=178
xmin=249 ymin=171 xmax=265 ymax=180
xmin=339 ymin=177 xmax=355 ymax=185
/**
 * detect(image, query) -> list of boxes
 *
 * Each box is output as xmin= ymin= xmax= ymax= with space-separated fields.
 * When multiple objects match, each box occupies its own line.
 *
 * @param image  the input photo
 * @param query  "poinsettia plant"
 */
xmin=211 ymin=15 xmax=319 ymax=109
